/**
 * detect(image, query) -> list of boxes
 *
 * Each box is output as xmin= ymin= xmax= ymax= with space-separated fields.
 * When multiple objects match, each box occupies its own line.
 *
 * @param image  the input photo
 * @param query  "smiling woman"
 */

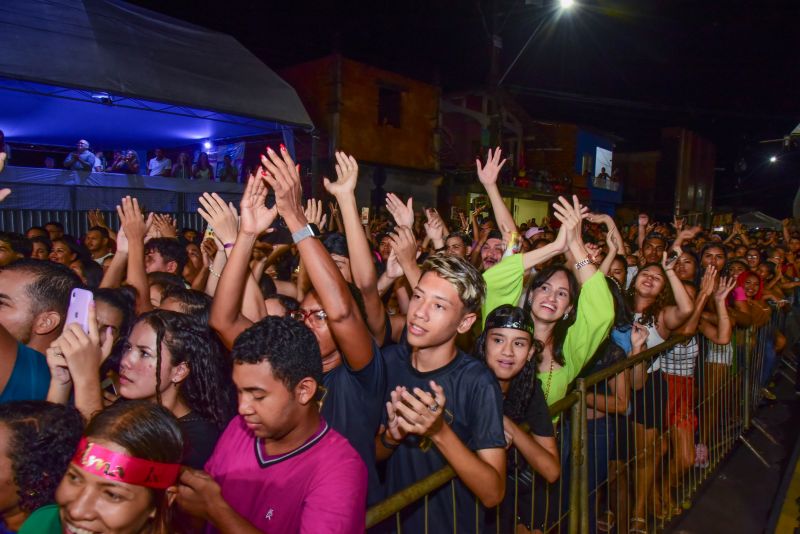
xmin=18 ymin=400 xmax=183 ymax=534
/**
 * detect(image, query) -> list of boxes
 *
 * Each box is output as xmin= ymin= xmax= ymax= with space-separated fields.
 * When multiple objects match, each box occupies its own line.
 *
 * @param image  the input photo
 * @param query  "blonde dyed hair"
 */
xmin=420 ymin=253 xmax=486 ymax=314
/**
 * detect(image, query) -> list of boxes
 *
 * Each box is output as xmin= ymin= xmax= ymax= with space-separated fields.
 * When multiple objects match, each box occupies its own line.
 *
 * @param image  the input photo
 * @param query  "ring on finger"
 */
xmin=429 ymin=402 xmax=440 ymax=413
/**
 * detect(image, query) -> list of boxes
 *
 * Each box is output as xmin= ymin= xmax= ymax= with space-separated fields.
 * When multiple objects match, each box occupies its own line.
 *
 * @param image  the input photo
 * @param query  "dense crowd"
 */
xmin=0 ymin=143 xmax=798 ymax=534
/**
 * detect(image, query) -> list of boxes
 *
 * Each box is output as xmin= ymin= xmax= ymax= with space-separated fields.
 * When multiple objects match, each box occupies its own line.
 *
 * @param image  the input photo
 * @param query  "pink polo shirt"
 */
xmin=204 ymin=416 xmax=367 ymax=533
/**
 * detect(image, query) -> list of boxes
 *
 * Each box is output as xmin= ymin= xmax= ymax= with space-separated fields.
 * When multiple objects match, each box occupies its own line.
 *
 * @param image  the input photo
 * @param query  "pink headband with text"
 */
xmin=72 ymin=438 xmax=180 ymax=489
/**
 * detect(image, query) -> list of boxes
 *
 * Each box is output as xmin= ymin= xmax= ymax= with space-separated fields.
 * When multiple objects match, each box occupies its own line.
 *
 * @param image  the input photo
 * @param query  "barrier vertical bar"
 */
xmin=576 ymin=378 xmax=589 ymax=534
xmin=568 ymin=384 xmax=583 ymax=534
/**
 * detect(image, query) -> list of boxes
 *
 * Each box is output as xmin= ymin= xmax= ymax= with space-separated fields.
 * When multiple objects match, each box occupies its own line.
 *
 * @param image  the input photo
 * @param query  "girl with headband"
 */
xmin=18 ymin=400 xmax=183 ymax=534
xmin=474 ymin=304 xmax=559 ymax=533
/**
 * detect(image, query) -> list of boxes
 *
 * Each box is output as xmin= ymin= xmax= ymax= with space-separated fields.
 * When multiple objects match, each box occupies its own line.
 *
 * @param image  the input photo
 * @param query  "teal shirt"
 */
xmin=0 ymin=343 xmax=50 ymax=404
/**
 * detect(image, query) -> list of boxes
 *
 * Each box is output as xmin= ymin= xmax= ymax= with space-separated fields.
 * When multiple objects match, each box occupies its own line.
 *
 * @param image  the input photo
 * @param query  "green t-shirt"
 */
xmin=18 ymin=504 xmax=61 ymax=534
xmin=482 ymin=257 xmax=614 ymax=406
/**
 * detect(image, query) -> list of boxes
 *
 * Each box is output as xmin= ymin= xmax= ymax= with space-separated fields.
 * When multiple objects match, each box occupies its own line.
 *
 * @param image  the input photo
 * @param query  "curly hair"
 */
xmin=85 ymin=400 xmax=183 ymax=534
xmin=132 ymin=310 xmax=236 ymax=430
xmin=522 ymin=265 xmax=580 ymax=367
xmin=232 ymin=316 xmax=322 ymax=390
xmin=626 ymin=263 xmax=674 ymax=328
xmin=0 ymin=401 xmax=83 ymax=513
xmin=473 ymin=305 xmax=542 ymax=422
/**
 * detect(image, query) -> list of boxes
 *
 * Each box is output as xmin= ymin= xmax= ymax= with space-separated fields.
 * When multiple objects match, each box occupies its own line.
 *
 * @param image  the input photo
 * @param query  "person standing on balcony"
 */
xmin=147 ymin=148 xmax=172 ymax=177
xmin=63 ymin=139 xmax=95 ymax=172
xmin=192 ymin=152 xmax=214 ymax=180
xmin=172 ymin=152 xmax=192 ymax=179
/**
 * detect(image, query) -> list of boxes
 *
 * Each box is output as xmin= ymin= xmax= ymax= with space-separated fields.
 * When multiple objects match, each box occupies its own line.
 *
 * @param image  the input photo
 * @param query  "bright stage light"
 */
xmin=203 ymin=141 xmax=212 ymax=150
xmin=560 ymin=0 xmax=575 ymax=8
xmin=769 ymin=155 xmax=777 ymax=163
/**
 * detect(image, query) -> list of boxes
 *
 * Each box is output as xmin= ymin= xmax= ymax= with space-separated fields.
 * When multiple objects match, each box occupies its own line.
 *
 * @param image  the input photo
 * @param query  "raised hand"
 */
xmin=152 ymin=214 xmax=177 ymax=238
xmin=714 ymin=275 xmax=737 ymax=302
xmin=584 ymin=242 xmax=601 ymax=264
xmin=384 ymin=249 xmax=403 ymax=279
xmin=45 ymin=345 xmax=72 ymax=387
xmin=201 ymin=238 xmax=218 ymax=263
xmin=115 ymin=226 xmax=129 ymax=254
xmin=389 ymin=226 xmax=419 ymax=268
xmin=661 ymin=251 xmax=677 ymax=273
xmin=476 ymin=147 xmax=507 ymax=186
xmin=386 ymin=192 xmax=414 ymax=228
xmin=699 ymin=265 xmax=717 ymax=298
xmin=423 ymin=208 xmax=446 ymax=246
xmin=638 ymin=213 xmax=649 ymax=227
xmin=0 ymin=188 xmax=10 ymax=203
xmin=260 ymin=146 xmax=305 ymax=226
xmin=116 ymin=196 xmax=152 ymax=245
xmin=239 ymin=170 xmax=277 ymax=236
xmin=198 ymin=192 xmax=240 ymax=245
xmin=677 ymin=225 xmax=702 ymax=243
xmin=304 ymin=199 xmax=327 ymax=230
xmin=585 ymin=212 xmax=612 ymax=226
xmin=51 ymin=304 xmax=112 ymax=382
xmin=552 ymin=195 xmax=588 ymax=245
xmin=323 ymin=151 xmax=359 ymax=197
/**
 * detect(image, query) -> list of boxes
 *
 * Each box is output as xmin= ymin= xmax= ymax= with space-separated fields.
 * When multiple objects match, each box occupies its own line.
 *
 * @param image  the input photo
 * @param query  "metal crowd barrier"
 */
xmin=368 ymin=307 xmax=790 ymax=533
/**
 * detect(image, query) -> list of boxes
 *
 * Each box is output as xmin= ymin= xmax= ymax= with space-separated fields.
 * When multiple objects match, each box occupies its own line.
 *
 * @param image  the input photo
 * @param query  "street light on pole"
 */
xmin=496 ymin=0 xmax=576 ymax=87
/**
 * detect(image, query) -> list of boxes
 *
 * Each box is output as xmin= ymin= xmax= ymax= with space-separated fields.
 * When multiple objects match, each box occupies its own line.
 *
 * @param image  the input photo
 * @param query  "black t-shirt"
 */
xmin=321 ymin=341 xmax=385 ymax=505
xmin=178 ymin=412 xmax=220 ymax=470
xmin=521 ymin=377 xmax=554 ymax=438
xmin=382 ymin=342 xmax=506 ymax=533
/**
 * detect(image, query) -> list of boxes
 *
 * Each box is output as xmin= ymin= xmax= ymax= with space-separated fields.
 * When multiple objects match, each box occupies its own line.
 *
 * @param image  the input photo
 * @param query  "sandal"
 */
xmin=630 ymin=517 xmax=648 ymax=534
xmin=694 ymin=443 xmax=709 ymax=468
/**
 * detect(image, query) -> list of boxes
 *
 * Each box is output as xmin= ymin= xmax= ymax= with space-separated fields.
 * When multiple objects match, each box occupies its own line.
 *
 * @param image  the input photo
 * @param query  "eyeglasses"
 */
xmin=746 ymin=255 xmax=759 ymax=259
xmin=289 ymin=309 xmax=328 ymax=325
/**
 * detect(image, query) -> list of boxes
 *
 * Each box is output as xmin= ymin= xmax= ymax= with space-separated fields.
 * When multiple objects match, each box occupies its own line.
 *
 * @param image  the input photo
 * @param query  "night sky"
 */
xmin=131 ymin=0 xmax=799 ymax=216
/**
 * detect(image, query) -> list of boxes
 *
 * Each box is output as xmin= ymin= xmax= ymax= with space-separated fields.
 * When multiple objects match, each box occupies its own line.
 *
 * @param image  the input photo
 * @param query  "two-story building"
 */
xmin=280 ymin=55 xmax=441 ymax=210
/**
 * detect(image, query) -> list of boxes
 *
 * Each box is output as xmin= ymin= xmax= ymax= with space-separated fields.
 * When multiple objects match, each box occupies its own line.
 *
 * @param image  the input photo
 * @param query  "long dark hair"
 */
xmin=84 ymin=400 xmax=183 ymax=534
xmin=522 ymin=265 xmax=580 ymax=366
xmin=474 ymin=305 xmax=543 ymax=422
xmin=133 ymin=310 xmax=236 ymax=430
xmin=626 ymin=262 xmax=674 ymax=328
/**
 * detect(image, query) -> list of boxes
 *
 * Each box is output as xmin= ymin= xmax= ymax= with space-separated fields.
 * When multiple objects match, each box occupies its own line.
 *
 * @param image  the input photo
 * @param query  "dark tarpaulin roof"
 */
xmin=0 ymin=0 xmax=312 ymax=130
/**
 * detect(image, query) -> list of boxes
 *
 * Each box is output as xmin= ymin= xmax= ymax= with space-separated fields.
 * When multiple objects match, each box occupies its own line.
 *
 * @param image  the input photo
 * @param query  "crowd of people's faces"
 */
xmin=0 ymin=145 xmax=797 ymax=534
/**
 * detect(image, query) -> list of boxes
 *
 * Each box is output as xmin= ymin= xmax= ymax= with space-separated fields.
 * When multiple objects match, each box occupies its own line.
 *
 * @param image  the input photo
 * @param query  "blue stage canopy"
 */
xmin=0 ymin=0 xmax=313 ymax=149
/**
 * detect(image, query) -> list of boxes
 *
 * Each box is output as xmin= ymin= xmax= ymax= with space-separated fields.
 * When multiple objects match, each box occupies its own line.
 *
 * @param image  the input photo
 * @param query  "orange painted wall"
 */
xmin=338 ymin=59 xmax=439 ymax=171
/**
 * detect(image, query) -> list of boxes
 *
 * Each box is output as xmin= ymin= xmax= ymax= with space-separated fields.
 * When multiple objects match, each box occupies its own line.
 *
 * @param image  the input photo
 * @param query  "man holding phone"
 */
xmin=0 ymin=260 xmax=81 ymax=403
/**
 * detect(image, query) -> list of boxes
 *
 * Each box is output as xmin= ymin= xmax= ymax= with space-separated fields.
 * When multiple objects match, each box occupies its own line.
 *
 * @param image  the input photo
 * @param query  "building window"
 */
xmin=378 ymin=86 xmax=402 ymax=128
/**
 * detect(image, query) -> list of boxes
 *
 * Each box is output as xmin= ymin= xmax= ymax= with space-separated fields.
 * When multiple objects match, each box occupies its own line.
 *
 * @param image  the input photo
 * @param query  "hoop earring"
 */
xmin=563 ymin=311 xmax=570 ymax=320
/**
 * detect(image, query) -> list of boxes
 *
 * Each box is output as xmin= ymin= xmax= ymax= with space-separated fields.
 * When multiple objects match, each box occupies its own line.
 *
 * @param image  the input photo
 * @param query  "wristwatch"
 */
xmin=292 ymin=223 xmax=320 ymax=244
